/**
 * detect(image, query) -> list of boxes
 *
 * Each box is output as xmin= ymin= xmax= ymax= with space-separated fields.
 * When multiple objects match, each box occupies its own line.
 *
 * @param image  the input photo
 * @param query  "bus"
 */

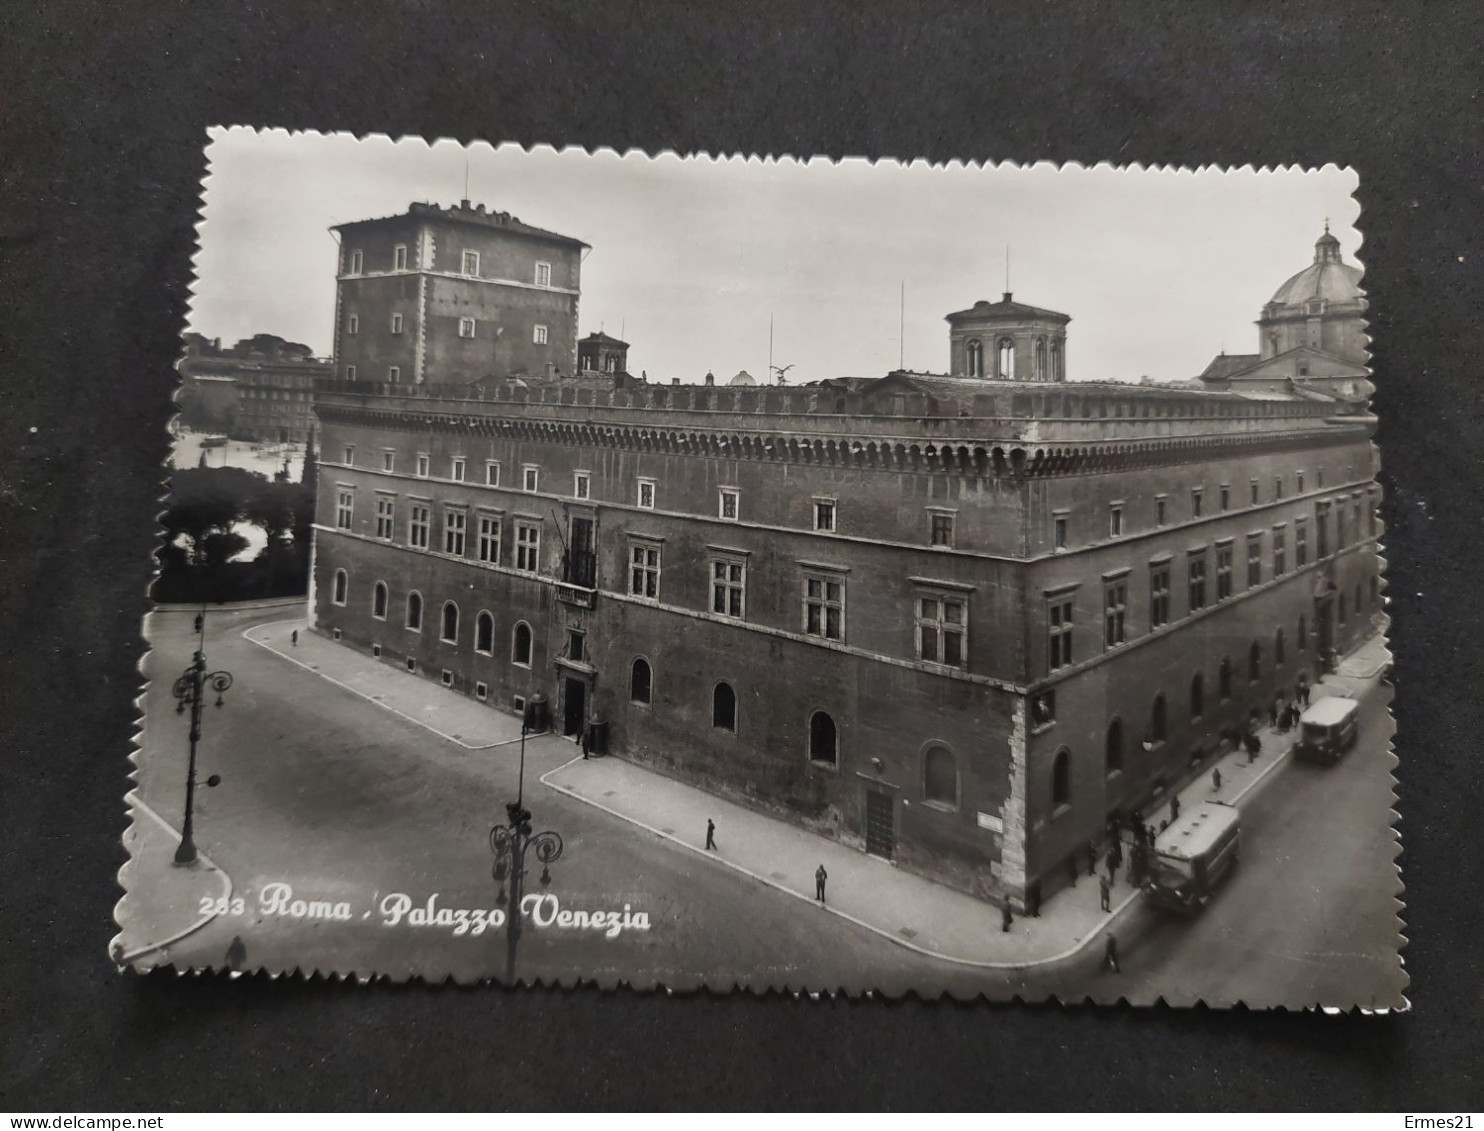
xmin=1144 ymin=801 xmax=1241 ymax=915
xmin=1293 ymin=696 xmax=1360 ymax=765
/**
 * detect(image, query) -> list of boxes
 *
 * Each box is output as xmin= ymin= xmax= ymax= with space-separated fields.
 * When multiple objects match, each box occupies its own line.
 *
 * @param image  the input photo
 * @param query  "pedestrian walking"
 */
xmin=1099 ymin=875 xmax=1111 ymax=912
xmin=1169 ymin=794 xmax=1180 ymax=822
xmin=1087 ymin=839 xmax=1098 ymax=877
xmin=815 ymin=863 xmax=828 ymax=904
xmin=1297 ymin=674 xmax=1310 ymax=708
xmin=1129 ymin=842 xmax=1147 ymax=888
xmin=1103 ymin=933 xmax=1121 ymax=973
xmin=291 ymin=629 xmax=298 ymax=647
xmin=1244 ymin=728 xmax=1260 ymax=764
xmin=705 ymin=818 xmax=716 ymax=851
xmin=1001 ymin=902 xmax=1013 ymax=933
xmin=1212 ymin=767 xmax=1222 ymax=792
xmin=1105 ymin=854 xmax=1118 ymax=886
xmin=1109 ymin=835 xmax=1124 ymax=872
xmin=580 ymin=722 xmax=591 ymax=760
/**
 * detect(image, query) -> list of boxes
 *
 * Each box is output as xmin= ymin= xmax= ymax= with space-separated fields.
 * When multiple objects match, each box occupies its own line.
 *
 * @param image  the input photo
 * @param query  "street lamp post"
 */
xmin=170 ymin=616 xmax=233 ymax=866
xmin=489 ymin=707 xmax=563 ymax=986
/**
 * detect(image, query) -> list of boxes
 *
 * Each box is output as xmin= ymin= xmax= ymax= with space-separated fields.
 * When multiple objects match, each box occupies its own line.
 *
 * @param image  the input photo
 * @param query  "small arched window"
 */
xmin=1035 ymin=337 xmax=1047 ymax=380
xmin=965 ymin=338 xmax=983 ymax=378
xmin=1219 ymin=657 xmax=1233 ymax=700
xmin=333 ymin=568 xmax=348 ymax=605
xmin=1105 ymin=718 xmax=1123 ymax=775
xmin=441 ymin=601 xmax=459 ymax=644
xmin=713 ymin=682 xmax=737 ymax=731
xmin=1050 ymin=339 xmax=1063 ymax=381
xmin=1190 ymin=672 xmax=1205 ymax=721
xmin=924 ymin=744 xmax=957 ymax=806
xmin=997 ymin=338 xmax=1015 ymax=380
xmin=405 ymin=590 xmax=423 ymax=631
xmin=1249 ymin=641 xmax=1262 ymax=681
xmin=630 ymin=658 xmax=652 ymax=704
xmin=475 ymin=611 xmax=494 ymax=655
xmin=1052 ymin=748 xmax=1071 ymax=809
xmin=512 ymin=622 xmax=532 ymax=666
xmin=372 ymin=580 xmax=388 ymax=619
xmin=1298 ymin=614 xmax=1308 ymax=651
xmin=1275 ymin=627 xmax=1285 ymax=666
xmin=1151 ymin=693 xmax=1168 ymax=744
xmin=808 ymin=711 xmax=838 ymax=766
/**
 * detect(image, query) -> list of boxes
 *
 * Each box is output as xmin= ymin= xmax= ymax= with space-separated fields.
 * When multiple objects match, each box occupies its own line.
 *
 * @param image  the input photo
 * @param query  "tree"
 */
xmin=201 ymin=531 xmax=250 ymax=569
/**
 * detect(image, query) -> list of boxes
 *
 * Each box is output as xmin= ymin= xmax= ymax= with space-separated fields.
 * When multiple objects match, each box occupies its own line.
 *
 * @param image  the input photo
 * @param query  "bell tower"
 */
xmin=944 ymin=293 xmax=1071 ymax=382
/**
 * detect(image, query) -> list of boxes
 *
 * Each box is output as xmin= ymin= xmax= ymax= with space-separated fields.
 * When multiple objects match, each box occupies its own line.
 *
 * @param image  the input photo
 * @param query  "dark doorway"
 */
xmin=865 ymin=789 xmax=895 ymax=860
xmin=563 ymin=677 xmax=586 ymax=738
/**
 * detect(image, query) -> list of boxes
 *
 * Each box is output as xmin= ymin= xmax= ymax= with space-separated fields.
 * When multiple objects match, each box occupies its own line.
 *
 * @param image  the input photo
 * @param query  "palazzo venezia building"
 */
xmin=310 ymin=208 xmax=1382 ymax=909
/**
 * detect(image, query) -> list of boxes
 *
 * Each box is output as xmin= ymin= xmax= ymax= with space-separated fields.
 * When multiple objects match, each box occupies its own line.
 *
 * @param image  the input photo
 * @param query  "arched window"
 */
xmin=475 ymin=611 xmax=494 ymax=655
xmin=332 ymin=568 xmax=348 ymax=605
xmin=630 ymin=658 xmax=652 ymax=704
xmin=712 ymin=682 xmax=737 ymax=731
xmin=1105 ymin=718 xmax=1123 ymax=775
xmin=1052 ymin=748 xmax=1071 ymax=809
xmin=1151 ymin=693 xmax=1168 ymax=744
xmin=1298 ymin=613 xmax=1308 ymax=651
xmin=965 ymin=338 xmax=983 ymax=378
xmin=1219 ymin=657 xmax=1233 ymax=700
xmin=1034 ymin=337 xmax=1047 ymax=380
xmin=924 ymin=744 xmax=957 ymax=806
xmin=1190 ymin=672 xmax=1205 ymax=721
xmin=1275 ymin=627 xmax=1285 ymax=666
xmin=441 ymin=601 xmax=459 ymax=644
xmin=372 ymin=580 xmax=388 ymax=619
xmin=997 ymin=338 xmax=1015 ymax=380
xmin=405 ymin=590 xmax=423 ymax=631
xmin=808 ymin=711 xmax=837 ymax=766
xmin=1249 ymin=641 xmax=1262 ymax=681
xmin=1050 ymin=339 xmax=1063 ymax=380
xmin=511 ymin=621 xmax=532 ymax=666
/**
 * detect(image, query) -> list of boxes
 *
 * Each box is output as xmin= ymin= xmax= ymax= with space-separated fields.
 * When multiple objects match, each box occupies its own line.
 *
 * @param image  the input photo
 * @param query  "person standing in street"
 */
xmin=815 ymin=864 xmax=828 ymax=904
xmin=580 ymin=721 xmax=591 ymax=760
xmin=291 ymin=629 xmax=298 ymax=647
xmin=1245 ymin=726 xmax=1261 ymax=764
xmin=1169 ymin=794 xmax=1180 ymax=822
xmin=1001 ymin=902 xmax=1013 ymax=933
xmin=705 ymin=818 xmax=716 ymax=851
xmin=1104 ymin=933 xmax=1121 ymax=973
xmin=1099 ymin=874 xmax=1111 ymax=912
xmin=1212 ymin=767 xmax=1222 ymax=792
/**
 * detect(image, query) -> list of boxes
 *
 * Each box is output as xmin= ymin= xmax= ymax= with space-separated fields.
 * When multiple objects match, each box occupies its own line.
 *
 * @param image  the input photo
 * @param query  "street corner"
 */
xmin=113 ymin=796 xmax=233 ymax=969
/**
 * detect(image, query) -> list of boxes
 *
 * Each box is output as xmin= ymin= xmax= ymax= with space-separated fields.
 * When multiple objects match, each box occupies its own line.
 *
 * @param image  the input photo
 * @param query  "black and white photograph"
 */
xmin=114 ymin=128 xmax=1403 ymax=1008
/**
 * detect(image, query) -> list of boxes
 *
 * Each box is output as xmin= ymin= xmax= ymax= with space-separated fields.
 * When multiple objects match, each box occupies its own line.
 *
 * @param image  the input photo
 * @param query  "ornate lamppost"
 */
xmin=489 ymin=700 xmax=562 ymax=985
xmin=170 ymin=615 xmax=233 ymax=866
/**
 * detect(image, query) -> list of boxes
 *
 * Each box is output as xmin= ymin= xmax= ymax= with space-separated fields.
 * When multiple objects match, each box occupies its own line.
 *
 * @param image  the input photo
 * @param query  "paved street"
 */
xmin=118 ymin=605 xmax=1404 ymax=1004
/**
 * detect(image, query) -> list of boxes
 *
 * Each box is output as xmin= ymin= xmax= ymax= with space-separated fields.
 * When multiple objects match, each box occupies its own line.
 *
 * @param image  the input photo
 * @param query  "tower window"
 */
xmin=996 ymin=338 xmax=1015 ymax=380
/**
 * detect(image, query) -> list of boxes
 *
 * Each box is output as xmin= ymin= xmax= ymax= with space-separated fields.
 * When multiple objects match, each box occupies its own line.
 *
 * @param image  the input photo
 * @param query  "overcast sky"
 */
xmin=190 ymin=128 xmax=1361 ymax=383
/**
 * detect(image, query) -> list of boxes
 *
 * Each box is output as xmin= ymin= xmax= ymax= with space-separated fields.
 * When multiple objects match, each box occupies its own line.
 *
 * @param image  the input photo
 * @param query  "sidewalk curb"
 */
xmin=540 ymin=755 xmax=1142 ymax=971
xmin=114 ymin=792 xmax=234 ymax=965
xmin=154 ymin=596 xmax=309 ymax=614
xmin=242 ymin=619 xmax=530 ymax=752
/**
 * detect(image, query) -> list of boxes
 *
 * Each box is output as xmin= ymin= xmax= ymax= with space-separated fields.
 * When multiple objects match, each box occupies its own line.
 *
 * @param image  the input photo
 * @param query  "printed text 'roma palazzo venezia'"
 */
xmin=310 ymin=202 xmax=1381 ymax=909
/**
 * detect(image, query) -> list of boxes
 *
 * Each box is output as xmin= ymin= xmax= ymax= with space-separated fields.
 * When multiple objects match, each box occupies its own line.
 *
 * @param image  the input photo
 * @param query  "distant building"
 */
xmin=946 ymin=294 xmax=1070 ymax=381
xmin=578 ymin=332 xmax=630 ymax=377
xmin=177 ymin=334 xmax=330 ymax=442
xmin=728 ymin=370 xmax=758 ymax=387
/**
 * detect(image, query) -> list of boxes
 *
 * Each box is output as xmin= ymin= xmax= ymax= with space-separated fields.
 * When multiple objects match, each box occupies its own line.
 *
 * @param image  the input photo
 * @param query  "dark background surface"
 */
xmin=1 ymin=0 xmax=1481 ymax=1111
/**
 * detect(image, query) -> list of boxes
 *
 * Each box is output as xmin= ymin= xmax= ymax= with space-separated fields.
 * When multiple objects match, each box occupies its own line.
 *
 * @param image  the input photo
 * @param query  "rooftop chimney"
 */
xmin=704 ymin=371 xmax=715 ymax=387
xmin=1003 ymin=292 xmax=1013 ymax=303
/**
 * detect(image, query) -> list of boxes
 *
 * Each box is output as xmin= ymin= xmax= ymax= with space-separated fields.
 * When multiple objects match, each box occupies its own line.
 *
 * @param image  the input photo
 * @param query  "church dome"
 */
xmin=1267 ymin=227 xmax=1365 ymax=309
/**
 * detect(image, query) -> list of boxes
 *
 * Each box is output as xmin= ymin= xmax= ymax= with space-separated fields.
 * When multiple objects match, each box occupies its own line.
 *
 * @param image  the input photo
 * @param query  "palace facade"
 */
xmin=308 ymin=208 xmax=1382 ymax=909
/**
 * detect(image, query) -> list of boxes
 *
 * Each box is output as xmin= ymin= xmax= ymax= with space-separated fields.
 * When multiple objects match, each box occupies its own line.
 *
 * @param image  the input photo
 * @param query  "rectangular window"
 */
xmin=1316 ymin=501 xmax=1331 ymax=557
xmin=1216 ymin=543 xmax=1234 ymax=600
xmin=1250 ymin=479 xmax=1261 ymax=506
xmin=388 ymin=365 xmax=401 ymax=383
xmin=1275 ymin=476 xmax=1284 ymax=500
xmin=930 ymin=511 xmax=955 ymax=548
xmin=535 ymin=261 xmax=551 ymax=286
xmin=515 ymin=521 xmax=541 ymax=572
xmin=1336 ymin=504 xmax=1347 ymax=548
xmin=1150 ymin=563 xmax=1171 ymax=628
xmin=459 ymin=317 xmax=476 ymax=339
xmin=451 ymin=458 xmax=465 ymax=482
xmin=1295 ymin=517 xmax=1309 ymax=566
xmin=1188 ymin=551 xmax=1208 ymax=611
xmin=346 ymin=365 xmax=357 ymax=380
xmin=814 ymin=499 xmax=836 ymax=532
xmin=629 ymin=542 xmax=660 ymax=599
xmin=375 ymin=495 xmax=395 ymax=540
xmin=1103 ymin=580 xmax=1127 ymax=649
xmin=1317 ymin=468 xmax=1325 ymax=488
xmin=394 ymin=244 xmax=408 ymax=271
xmin=1109 ymin=505 xmax=1124 ymax=538
xmin=1247 ymin=536 xmax=1263 ymax=586
xmin=1272 ymin=526 xmax=1287 ymax=575
xmin=416 ymin=453 xmax=430 ymax=478
xmin=1219 ymin=484 xmax=1230 ymax=512
xmin=349 ymin=249 xmax=363 ymax=275
xmin=1297 ymin=470 xmax=1306 ymax=493
xmin=348 ymin=314 xmax=359 ymax=335
xmin=390 ymin=313 xmax=404 ymax=335
xmin=408 ymin=503 xmax=430 ymax=549
xmin=916 ymin=594 xmax=967 ymax=669
xmin=477 ymin=514 xmax=501 ymax=563
xmin=1191 ymin=488 xmax=1204 ymax=518
xmin=1155 ymin=495 xmax=1167 ymax=527
xmin=533 ymin=324 xmax=548 ymax=345
xmin=718 ymin=488 xmax=739 ymax=521
xmin=573 ymin=471 xmax=591 ymax=500
xmin=485 ymin=461 xmax=500 ymax=487
xmin=803 ymin=575 xmax=845 ymax=641
xmin=637 ymin=478 xmax=656 ymax=509
xmin=461 ymin=249 xmax=479 ymax=276
xmin=522 ymin=465 xmax=539 ymax=492
xmin=567 ymin=631 xmax=585 ymax=663
xmin=1048 ymin=596 xmax=1074 ymax=671
xmin=343 ymin=445 xmax=355 ymax=465
xmin=710 ymin=557 xmax=746 ymax=618
xmin=1053 ymin=513 xmax=1068 ymax=551
xmin=382 ymin=449 xmax=395 ymax=472
xmin=335 ymin=490 xmax=354 ymax=530
xmin=443 ymin=508 xmax=466 ymax=556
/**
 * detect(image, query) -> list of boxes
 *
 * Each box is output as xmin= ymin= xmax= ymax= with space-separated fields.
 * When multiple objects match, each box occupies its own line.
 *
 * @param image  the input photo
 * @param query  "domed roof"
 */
xmin=728 ymin=370 xmax=757 ymax=386
xmin=1267 ymin=227 xmax=1365 ymax=308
